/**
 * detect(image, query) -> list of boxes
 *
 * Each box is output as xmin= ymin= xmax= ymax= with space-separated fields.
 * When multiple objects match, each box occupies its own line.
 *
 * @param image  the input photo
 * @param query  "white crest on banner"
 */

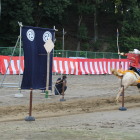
xmin=26 ymin=29 xmax=35 ymax=41
xmin=43 ymin=31 xmax=52 ymax=42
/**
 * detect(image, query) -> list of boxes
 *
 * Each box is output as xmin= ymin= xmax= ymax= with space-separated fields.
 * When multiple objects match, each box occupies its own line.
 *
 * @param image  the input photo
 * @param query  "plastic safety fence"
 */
xmin=0 ymin=55 xmax=129 ymax=75
xmin=53 ymin=57 xmax=129 ymax=75
xmin=0 ymin=55 xmax=24 ymax=74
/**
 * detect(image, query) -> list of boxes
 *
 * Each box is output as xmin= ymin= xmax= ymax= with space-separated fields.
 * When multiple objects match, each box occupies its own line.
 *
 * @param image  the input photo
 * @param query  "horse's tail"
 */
xmin=111 ymin=68 xmax=123 ymax=79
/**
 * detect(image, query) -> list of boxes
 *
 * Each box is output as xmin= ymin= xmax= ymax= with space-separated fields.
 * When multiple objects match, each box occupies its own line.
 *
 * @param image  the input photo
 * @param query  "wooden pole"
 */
xmin=119 ymin=85 xmax=127 ymax=111
xmin=25 ymin=89 xmax=35 ymax=121
xmin=29 ymin=89 xmax=33 ymax=116
xmin=121 ymin=85 xmax=124 ymax=107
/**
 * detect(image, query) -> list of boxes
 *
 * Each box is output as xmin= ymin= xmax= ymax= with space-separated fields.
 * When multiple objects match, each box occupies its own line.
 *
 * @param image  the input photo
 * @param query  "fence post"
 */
xmin=119 ymin=85 xmax=127 ymax=111
xmin=25 ymin=89 xmax=35 ymax=121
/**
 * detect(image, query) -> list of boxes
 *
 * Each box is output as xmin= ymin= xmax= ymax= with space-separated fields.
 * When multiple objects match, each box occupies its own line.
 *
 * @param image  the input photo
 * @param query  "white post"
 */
xmin=117 ymin=28 xmax=121 ymax=59
xmin=46 ymin=52 xmax=50 ymax=92
xmin=117 ymin=28 xmax=122 ymax=69
xmin=44 ymin=38 xmax=54 ymax=97
xmin=53 ymin=26 xmax=58 ymax=75
xmin=15 ymin=22 xmax=23 ymax=98
xmin=18 ymin=22 xmax=23 ymax=88
xmin=53 ymin=26 xmax=56 ymax=58
xmin=62 ymin=28 xmax=66 ymax=57
xmin=62 ymin=28 xmax=65 ymax=51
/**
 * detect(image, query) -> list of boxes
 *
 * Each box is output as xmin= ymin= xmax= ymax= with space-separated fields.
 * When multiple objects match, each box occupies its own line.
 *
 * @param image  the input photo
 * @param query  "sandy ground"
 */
xmin=0 ymin=74 xmax=140 ymax=140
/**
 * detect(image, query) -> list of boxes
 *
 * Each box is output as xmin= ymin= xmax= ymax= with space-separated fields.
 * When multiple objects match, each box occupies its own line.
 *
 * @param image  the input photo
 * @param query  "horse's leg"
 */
xmin=137 ymin=83 xmax=140 ymax=89
xmin=116 ymin=84 xmax=128 ymax=103
xmin=115 ymin=78 xmax=123 ymax=102
xmin=116 ymin=86 xmax=123 ymax=102
xmin=137 ymin=83 xmax=140 ymax=94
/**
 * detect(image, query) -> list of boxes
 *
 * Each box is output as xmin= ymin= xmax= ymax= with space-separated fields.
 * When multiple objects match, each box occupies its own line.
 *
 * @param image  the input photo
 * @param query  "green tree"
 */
xmin=114 ymin=0 xmax=140 ymax=52
xmin=121 ymin=0 xmax=140 ymax=36
xmin=0 ymin=0 xmax=34 ymax=46
xmin=70 ymin=0 xmax=96 ymax=50
xmin=0 ymin=0 xmax=71 ymax=46
xmin=33 ymin=0 xmax=71 ymax=27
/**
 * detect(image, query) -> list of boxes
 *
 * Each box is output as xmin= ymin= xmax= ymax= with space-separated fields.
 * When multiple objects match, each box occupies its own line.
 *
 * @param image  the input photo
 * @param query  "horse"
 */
xmin=111 ymin=69 xmax=140 ymax=102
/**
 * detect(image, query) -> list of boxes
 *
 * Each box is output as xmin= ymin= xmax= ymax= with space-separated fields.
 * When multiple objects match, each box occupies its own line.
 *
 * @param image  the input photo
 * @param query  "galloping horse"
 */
xmin=111 ymin=69 xmax=140 ymax=102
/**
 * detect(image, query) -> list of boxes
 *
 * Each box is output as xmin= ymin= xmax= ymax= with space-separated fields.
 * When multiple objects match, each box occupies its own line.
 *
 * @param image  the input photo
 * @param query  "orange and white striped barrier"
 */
xmin=0 ymin=55 xmax=129 ymax=75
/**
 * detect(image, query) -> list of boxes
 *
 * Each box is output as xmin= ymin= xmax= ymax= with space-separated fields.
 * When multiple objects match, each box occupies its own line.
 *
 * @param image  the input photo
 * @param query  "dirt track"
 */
xmin=0 ymin=74 xmax=140 ymax=140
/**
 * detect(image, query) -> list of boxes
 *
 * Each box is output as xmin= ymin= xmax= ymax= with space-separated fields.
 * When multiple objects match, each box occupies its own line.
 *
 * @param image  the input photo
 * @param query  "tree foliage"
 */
xmin=0 ymin=0 xmax=71 ymax=45
xmin=117 ymin=0 xmax=140 ymax=51
xmin=0 ymin=0 xmax=140 ymax=52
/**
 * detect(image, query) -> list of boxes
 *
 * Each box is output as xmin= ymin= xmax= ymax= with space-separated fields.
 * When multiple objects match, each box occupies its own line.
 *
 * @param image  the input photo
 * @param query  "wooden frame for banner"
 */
xmin=0 ymin=36 xmax=20 ymax=87
xmin=0 ymin=22 xmax=23 ymax=97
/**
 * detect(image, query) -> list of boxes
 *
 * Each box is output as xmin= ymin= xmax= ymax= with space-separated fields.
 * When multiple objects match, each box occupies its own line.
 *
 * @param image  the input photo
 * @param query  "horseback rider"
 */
xmin=118 ymin=49 xmax=140 ymax=75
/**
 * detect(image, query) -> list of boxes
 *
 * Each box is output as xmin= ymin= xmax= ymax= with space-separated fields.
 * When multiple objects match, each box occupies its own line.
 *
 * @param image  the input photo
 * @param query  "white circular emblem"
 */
xmin=43 ymin=31 xmax=52 ymax=42
xmin=26 ymin=29 xmax=35 ymax=41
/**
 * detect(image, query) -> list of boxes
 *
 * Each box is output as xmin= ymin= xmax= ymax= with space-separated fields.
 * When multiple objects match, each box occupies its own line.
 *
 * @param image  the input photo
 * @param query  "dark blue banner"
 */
xmin=21 ymin=26 xmax=55 ymax=90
